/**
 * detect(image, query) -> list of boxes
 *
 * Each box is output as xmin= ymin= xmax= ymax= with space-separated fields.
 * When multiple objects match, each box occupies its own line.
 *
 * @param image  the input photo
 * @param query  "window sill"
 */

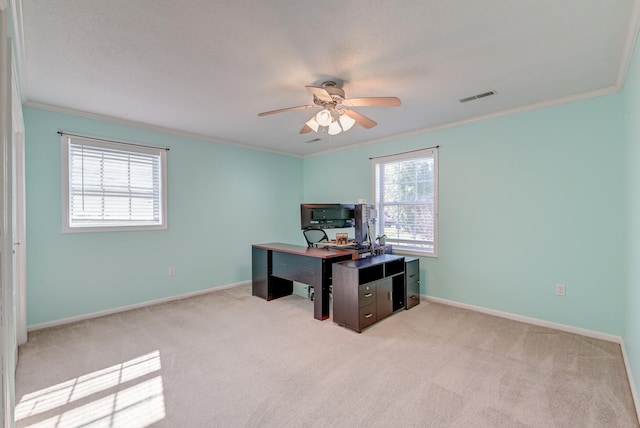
xmin=391 ymin=248 xmax=438 ymax=258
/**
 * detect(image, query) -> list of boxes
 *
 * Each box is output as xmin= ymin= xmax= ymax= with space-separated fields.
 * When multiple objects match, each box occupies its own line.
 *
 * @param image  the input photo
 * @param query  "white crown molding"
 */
xmin=26 ymin=83 xmax=620 ymax=161
xmin=23 ymin=100 xmax=303 ymax=158
xmin=9 ymin=0 xmax=25 ymax=102
xmin=617 ymin=0 xmax=640 ymax=88
xmin=305 ymin=84 xmax=620 ymax=158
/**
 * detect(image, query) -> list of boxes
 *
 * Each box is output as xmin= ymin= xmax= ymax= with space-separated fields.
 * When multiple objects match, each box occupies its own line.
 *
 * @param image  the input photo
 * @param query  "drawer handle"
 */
xmin=364 ymin=293 xmax=373 ymax=298
xmin=364 ymin=313 xmax=373 ymax=319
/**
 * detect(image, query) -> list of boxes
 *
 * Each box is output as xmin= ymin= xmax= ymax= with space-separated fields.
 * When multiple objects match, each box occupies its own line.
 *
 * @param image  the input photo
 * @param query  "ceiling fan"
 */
xmin=258 ymin=81 xmax=401 ymax=136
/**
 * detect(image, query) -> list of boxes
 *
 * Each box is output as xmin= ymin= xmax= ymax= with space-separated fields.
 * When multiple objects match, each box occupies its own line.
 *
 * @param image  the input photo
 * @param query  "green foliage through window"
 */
xmin=374 ymin=147 xmax=438 ymax=255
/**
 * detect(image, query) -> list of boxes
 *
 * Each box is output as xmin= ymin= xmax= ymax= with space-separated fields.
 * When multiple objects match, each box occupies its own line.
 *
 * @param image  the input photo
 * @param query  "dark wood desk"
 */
xmin=252 ymin=243 xmax=356 ymax=320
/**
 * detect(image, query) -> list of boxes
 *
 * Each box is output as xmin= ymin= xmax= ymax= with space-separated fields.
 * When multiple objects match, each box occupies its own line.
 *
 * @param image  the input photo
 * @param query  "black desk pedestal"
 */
xmin=252 ymin=247 xmax=293 ymax=300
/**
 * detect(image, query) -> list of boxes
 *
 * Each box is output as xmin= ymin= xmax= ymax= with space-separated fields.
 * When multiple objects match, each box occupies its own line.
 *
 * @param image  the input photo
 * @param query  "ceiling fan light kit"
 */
xmin=315 ymin=109 xmax=333 ymax=127
xmin=258 ymin=81 xmax=401 ymax=137
xmin=339 ymin=112 xmax=356 ymax=131
xmin=305 ymin=117 xmax=320 ymax=133
xmin=328 ymin=119 xmax=343 ymax=136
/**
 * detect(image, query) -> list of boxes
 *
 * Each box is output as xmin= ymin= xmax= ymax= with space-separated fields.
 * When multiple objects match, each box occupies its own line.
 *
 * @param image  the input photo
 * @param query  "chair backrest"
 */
xmin=303 ymin=228 xmax=329 ymax=247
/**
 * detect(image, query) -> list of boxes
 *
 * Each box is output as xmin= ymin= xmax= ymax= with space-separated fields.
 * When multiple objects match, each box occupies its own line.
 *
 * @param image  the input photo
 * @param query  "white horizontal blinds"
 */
xmin=67 ymin=136 xmax=163 ymax=227
xmin=374 ymin=148 xmax=437 ymax=254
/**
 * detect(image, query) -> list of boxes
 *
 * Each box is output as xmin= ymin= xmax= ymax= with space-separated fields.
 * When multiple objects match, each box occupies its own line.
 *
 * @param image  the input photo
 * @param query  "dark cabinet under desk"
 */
xmin=332 ymin=254 xmax=405 ymax=332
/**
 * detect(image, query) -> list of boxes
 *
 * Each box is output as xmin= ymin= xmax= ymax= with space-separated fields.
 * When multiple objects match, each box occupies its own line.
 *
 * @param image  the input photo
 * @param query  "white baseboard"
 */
xmin=620 ymin=340 xmax=640 ymax=423
xmin=425 ymin=294 xmax=639 ymax=422
xmin=424 ymin=295 xmax=621 ymax=343
xmin=27 ymin=281 xmax=250 ymax=332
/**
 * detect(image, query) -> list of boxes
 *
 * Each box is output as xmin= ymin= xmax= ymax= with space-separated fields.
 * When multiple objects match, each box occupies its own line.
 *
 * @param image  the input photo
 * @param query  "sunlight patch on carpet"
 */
xmin=15 ymin=350 xmax=165 ymax=427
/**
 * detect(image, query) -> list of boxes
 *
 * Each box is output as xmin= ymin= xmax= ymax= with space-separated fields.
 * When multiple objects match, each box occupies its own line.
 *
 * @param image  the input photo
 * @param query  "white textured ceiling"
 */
xmin=15 ymin=0 xmax=640 ymax=157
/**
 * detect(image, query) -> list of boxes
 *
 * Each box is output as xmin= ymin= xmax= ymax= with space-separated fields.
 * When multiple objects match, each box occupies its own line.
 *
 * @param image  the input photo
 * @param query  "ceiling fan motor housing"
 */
xmin=321 ymin=81 xmax=345 ymax=99
xmin=312 ymin=81 xmax=345 ymax=107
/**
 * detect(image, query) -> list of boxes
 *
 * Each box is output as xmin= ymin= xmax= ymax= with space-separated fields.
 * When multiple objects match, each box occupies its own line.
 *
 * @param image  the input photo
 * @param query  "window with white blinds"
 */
xmin=61 ymin=134 xmax=167 ymax=232
xmin=373 ymin=147 xmax=438 ymax=256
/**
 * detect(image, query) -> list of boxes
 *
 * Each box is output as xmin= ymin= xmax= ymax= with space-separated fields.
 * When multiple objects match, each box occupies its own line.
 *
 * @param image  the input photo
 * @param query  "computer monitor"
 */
xmin=300 ymin=203 xmax=376 ymax=246
xmin=300 ymin=203 xmax=354 ymax=230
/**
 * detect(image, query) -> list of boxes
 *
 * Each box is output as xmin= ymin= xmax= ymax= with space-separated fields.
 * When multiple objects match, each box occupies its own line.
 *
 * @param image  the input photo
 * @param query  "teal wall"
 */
xmin=24 ymin=107 xmax=304 ymax=325
xmin=624 ymin=30 xmax=640 ymax=407
xmin=305 ymin=92 xmax=626 ymax=336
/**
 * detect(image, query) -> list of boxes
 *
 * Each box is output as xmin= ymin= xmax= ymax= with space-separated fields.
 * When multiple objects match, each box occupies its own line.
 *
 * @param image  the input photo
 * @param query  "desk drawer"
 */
xmin=405 ymin=258 xmax=419 ymax=281
xmin=359 ymin=303 xmax=377 ymax=330
xmin=359 ymin=283 xmax=376 ymax=307
xmin=406 ymin=279 xmax=420 ymax=309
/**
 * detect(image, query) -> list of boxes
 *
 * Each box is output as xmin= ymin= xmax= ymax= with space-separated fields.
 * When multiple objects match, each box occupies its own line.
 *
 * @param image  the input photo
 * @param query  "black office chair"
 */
xmin=302 ymin=228 xmax=329 ymax=301
xmin=303 ymin=228 xmax=329 ymax=248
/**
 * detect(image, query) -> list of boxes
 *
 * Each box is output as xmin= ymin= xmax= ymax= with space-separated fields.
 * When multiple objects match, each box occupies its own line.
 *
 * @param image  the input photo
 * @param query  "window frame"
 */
xmin=61 ymin=133 xmax=168 ymax=233
xmin=372 ymin=147 xmax=438 ymax=257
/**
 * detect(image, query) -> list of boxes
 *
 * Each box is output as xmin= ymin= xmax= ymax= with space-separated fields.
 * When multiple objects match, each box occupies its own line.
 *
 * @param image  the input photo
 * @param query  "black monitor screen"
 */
xmin=300 ymin=204 xmax=354 ymax=229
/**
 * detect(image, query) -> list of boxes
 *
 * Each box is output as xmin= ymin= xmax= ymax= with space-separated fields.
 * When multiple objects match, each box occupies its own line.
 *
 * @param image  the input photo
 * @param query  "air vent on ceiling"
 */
xmin=305 ymin=138 xmax=322 ymax=144
xmin=459 ymin=90 xmax=496 ymax=103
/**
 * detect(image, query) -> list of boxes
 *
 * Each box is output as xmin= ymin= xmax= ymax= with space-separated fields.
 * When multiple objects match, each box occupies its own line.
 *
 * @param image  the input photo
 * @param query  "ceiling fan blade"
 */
xmin=343 ymin=109 xmax=377 ymax=129
xmin=300 ymin=124 xmax=313 ymax=134
xmin=305 ymin=85 xmax=333 ymax=103
xmin=342 ymin=97 xmax=401 ymax=107
xmin=258 ymin=105 xmax=316 ymax=116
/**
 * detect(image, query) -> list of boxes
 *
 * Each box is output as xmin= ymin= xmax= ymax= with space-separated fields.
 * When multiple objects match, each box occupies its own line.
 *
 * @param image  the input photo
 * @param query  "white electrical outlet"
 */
xmin=555 ymin=283 xmax=566 ymax=296
xmin=169 ymin=266 xmax=176 ymax=276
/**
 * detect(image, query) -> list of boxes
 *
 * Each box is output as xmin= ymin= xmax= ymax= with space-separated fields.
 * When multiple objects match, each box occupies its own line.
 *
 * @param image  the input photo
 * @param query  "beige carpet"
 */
xmin=14 ymin=284 xmax=639 ymax=427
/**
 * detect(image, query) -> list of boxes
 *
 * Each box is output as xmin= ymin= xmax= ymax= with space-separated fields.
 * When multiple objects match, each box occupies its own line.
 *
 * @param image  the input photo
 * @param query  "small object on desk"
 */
xmin=314 ymin=240 xmax=356 ymax=248
xmin=336 ymin=233 xmax=349 ymax=245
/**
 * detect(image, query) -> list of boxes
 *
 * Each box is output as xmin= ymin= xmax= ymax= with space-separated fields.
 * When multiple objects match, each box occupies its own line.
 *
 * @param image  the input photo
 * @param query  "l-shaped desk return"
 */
xmin=252 ymin=243 xmax=356 ymax=320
